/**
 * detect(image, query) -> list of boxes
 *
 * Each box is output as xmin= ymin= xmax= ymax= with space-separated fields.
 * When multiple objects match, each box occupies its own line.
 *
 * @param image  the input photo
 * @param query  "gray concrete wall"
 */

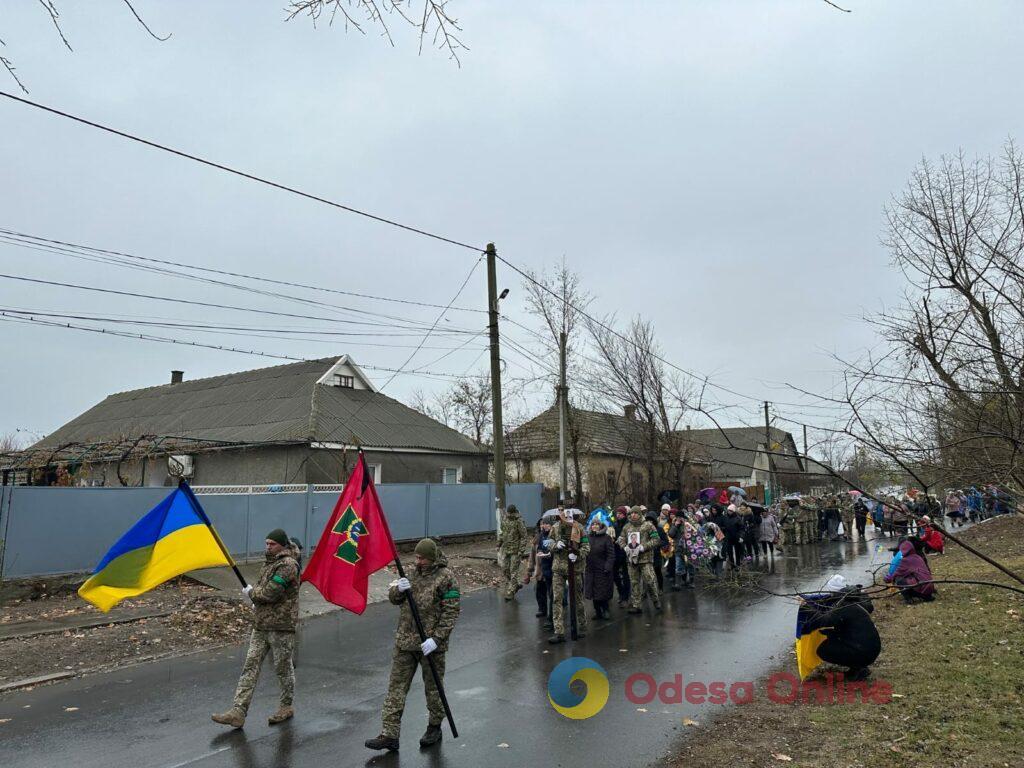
xmin=0 ymin=481 xmax=542 ymax=579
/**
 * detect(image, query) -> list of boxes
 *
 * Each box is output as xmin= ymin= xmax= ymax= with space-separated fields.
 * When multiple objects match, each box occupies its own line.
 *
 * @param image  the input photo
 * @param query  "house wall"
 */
xmin=519 ymin=455 xmax=712 ymax=509
xmin=306 ymin=448 xmax=489 ymax=485
xmin=68 ymin=445 xmax=487 ymax=487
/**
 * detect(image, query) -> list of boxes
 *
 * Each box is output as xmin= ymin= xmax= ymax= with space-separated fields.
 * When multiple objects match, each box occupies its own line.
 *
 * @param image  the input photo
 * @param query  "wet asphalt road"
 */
xmin=0 ymin=538 xmax=887 ymax=768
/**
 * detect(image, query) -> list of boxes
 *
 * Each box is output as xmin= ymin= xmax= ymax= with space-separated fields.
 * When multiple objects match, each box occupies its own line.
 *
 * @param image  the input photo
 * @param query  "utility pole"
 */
xmin=803 ymin=423 xmax=808 ymax=459
xmin=558 ymin=331 xmax=568 ymax=503
xmin=764 ymin=401 xmax=775 ymax=504
xmin=486 ymin=243 xmax=506 ymax=515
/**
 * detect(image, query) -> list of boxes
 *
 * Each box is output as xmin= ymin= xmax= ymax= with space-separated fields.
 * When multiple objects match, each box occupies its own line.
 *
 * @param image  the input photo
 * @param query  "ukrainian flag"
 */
xmin=795 ymin=595 xmax=829 ymax=680
xmin=78 ymin=483 xmax=232 ymax=612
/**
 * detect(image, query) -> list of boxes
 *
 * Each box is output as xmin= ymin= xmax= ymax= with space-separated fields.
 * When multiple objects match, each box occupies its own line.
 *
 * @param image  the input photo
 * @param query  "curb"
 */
xmin=0 ymin=671 xmax=76 ymax=693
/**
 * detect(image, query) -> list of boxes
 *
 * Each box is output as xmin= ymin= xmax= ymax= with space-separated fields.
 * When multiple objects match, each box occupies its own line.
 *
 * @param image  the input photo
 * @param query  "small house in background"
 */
xmin=678 ymin=426 xmax=827 ymax=497
xmin=11 ymin=356 xmax=487 ymax=487
xmin=506 ymin=403 xmax=713 ymax=509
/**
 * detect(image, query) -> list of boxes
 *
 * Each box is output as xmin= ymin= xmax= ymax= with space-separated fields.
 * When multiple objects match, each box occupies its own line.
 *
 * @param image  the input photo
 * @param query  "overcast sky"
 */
xmin=1 ymin=1 xmax=1022 ymax=449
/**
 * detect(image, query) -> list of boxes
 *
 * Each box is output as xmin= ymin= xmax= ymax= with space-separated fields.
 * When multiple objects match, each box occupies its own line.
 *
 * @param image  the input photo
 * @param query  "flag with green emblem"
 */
xmin=302 ymin=452 xmax=397 ymax=614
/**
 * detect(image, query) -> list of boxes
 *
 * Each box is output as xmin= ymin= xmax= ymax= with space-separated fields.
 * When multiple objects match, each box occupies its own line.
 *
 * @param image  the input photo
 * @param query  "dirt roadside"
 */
xmin=0 ymin=537 xmax=504 ymax=687
xmin=664 ymin=515 xmax=1024 ymax=768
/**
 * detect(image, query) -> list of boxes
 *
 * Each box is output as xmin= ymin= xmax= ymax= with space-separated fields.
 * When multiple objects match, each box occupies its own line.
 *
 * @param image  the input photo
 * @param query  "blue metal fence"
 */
xmin=0 ymin=482 xmax=542 ymax=579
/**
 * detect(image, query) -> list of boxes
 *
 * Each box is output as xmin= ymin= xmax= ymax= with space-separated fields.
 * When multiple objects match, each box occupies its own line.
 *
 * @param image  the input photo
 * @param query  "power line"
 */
xmin=0 ymin=272 xmax=483 ymax=332
xmin=0 ymin=91 xmax=485 ymax=254
xmin=0 ymin=313 xmax=475 ymax=381
xmin=0 ymin=234 xmax=480 ymax=333
xmin=0 ymin=227 xmax=486 ymax=315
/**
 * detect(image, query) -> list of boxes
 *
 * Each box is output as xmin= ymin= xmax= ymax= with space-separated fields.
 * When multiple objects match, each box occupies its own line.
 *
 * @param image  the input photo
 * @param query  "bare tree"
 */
xmin=412 ymin=376 xmax=491 ymax=444
xmin=792 ymin=142 xmax=1024 ymax=498
xmin=287 ymin=1 xmax=467 ymax=64
xmin=588 ymin=316 xmax=694 ymax=503
xmin=520 ymin=260 xmax=595 ymax=502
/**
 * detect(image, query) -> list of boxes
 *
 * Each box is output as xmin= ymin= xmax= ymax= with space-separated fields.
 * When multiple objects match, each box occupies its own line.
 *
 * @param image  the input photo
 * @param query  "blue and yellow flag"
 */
xmin=78 ymin=483 xmax=232 ymax=612
xmin=795 ymin=595 xmax=829 ymax=680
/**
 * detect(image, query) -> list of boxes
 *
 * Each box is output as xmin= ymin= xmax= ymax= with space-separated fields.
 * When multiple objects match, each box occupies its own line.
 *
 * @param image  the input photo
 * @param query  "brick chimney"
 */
xmin=623 ymin=404 xmax=636 ymax=420
xmin=171 ymin=370 xmax=184 ymax=384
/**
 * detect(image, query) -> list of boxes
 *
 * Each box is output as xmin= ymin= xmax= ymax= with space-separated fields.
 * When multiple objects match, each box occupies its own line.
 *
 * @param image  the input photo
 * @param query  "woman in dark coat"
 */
xmin=584 ymin=518 xmax=617 ymax=620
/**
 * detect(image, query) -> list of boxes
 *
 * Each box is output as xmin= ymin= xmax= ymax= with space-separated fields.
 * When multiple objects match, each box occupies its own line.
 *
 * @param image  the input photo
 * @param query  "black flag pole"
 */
xmin=357 ymin=449 xmax=459 ymax=738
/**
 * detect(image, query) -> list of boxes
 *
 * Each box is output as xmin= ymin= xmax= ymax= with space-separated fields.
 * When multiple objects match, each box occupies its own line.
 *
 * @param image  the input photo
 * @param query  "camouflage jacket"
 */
xmin=388 ymin=552 xmax=461 ymax=653
xmin=251 ymin=546 xmax=300 ymax=632
xmin=617 ymin=520 xmax=660 ymax=564
xmin=497 ymin=512 xmax=529 ymax=557
xmin=548 ymin=520 xmax=590 ymax=575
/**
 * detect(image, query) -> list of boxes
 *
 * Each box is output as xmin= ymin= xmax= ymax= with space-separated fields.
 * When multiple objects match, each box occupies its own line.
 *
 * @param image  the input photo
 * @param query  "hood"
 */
xmin=899 ymin=540 xmax=915 ymax=556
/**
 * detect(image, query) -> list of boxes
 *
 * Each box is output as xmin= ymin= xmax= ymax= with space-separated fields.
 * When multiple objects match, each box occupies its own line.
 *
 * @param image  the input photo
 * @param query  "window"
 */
xmin=367 ymin=463 xmax=382 ymax=484
xmin=442 ymin=466 xmax=463 ymax=485
xmin=333 ymin=374 xmax=354 ymax=388
xmin=605 ymin=469 xmax=617 ymax=495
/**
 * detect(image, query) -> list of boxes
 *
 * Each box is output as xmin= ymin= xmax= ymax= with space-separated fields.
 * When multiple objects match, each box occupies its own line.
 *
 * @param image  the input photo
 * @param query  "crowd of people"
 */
xmin=500 ymin=480 xmax=1009 ymax=643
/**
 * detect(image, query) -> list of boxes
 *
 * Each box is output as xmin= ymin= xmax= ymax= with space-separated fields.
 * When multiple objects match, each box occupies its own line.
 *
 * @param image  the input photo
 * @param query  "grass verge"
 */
xmin=666 ymin=515 xmax=1024 ymax=768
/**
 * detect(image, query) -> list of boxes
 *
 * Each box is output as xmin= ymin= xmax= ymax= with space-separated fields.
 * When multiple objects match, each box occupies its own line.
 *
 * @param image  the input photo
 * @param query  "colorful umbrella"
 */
xmin=727 ymin=486 xmax=748 ymax=497
xmin=698 ymin=487 xmax=718 ymax=501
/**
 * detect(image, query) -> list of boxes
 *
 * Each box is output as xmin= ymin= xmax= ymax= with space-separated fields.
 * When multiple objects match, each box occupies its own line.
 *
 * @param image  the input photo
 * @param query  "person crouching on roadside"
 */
xmin=884 ymin=540 xmax=936 ymax=604
xmin=801 ymin=575 xmax=881 ymax=682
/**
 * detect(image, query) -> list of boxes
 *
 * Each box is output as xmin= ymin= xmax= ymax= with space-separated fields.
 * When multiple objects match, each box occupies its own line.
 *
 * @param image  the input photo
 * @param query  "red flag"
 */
xmin=302 ymin=453 xmax=397 ymax=614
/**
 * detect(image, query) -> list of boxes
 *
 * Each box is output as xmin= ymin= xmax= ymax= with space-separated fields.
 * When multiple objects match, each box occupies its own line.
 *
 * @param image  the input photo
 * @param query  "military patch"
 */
xmin=332 ymin=504 xmax=368 ymax=564
xmin=442 ymin=589 xmax=460 ymax=599
xmin=272 ymin=574 xmax=290 ymax=587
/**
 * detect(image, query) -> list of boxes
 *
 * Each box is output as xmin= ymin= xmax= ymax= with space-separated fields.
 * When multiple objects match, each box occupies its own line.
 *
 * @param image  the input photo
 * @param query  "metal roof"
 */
xmin=32 ymin=357 xmax=485 ymax=455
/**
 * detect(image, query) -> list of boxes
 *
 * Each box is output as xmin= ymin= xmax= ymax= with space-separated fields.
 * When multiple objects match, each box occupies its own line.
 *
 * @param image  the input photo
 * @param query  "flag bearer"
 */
xmin=212 ymin=528 xmax=299 ymax=728
xmin=365 ymin=538 xmax=461 ymax=752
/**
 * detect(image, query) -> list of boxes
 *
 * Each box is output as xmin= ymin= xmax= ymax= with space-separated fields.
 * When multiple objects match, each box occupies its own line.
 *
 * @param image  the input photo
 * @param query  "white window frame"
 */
xmin=441 ymin=466 xmax=463 ymax=485
xmin=367 ymin=463 xmax=382 ymax=484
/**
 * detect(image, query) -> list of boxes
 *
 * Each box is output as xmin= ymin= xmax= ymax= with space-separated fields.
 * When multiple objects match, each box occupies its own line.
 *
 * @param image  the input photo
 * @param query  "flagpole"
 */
xmin=179 ymin=479 xmax=248 ymax=589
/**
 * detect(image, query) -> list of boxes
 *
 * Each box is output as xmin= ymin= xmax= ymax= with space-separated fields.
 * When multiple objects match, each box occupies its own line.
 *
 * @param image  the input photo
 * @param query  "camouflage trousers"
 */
xmin=798 ymin=521 xmax=817 ymax=545
xmin=232 ymin=629 xmax=295 ymax=713
xmin=840 ymin=513 xmax=854 ymax=538
xmin=381 ymin=648 xmax=447 ymax=738
xmin=627 ymin=561 xmax=661 ymax=609
xmin=501 ymin=553 xmax=523 ymax=599
xmin=782 ymin=523 xmax=797 ymax=546
xmin=551 ymin=570 xmax=587 ymax=637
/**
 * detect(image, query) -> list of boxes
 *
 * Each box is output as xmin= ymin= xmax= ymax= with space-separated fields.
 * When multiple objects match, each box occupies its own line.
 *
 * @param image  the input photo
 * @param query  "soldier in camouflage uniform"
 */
xmin=212 ymin=528 xmax=299 ymax=729
xmin=497 ymin=504 xmax=528 ymax=601
xmin=547 ymin=507 xmax=589 ymax=644
xmin=798 ymin=498 xmax=819 ymax=544
xmin=839 ymin=497 xmax=855 ymax=541
xmin=617 ymin=506 xmax=662 ymax=613
xmin=366 ymin=538 xmax=460 ymax=752
xmin=780 ymin=500 xmax=798 ymax=546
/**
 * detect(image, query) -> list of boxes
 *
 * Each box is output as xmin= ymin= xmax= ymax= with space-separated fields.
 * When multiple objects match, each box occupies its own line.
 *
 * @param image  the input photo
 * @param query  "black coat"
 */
xmin=584 ymin=532 xmax=616 ymax=601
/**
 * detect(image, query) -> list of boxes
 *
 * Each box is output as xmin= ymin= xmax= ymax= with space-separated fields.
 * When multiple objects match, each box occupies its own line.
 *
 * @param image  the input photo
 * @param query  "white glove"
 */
xmin=421 ymin=637 xmax=438 ymax=656
xmin=556 ymin=540 xmax=566 ymax=550
xmin=396 ymin=577 xmax=412 ymax=592
xmin=242 ymin=585 xmax=254 ymax=600
xmin=568 ymin=553 xmax=578 ymax=563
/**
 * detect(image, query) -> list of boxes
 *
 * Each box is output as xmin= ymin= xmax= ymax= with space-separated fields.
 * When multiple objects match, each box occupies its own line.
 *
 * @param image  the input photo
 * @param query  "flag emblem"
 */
xmin=332 ymin=505 xmax=367 ymax=564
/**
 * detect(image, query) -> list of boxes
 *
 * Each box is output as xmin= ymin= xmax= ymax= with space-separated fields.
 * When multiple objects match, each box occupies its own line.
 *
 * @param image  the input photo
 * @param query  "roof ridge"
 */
xmin=101 ymin=357 xmax=337 ymax=400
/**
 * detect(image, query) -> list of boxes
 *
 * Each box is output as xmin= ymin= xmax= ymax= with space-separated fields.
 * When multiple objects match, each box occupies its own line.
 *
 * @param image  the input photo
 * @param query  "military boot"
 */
xmin=419 ymin=724 xmax=443 ymax=748
xmin=548 ymin=633 xmax=566 ymax=644
xmin=211 ymin=708 xmax=246 ymax=728
xmin=268 ymin=706 xmax=293 ymax=725
xmin=365 ymin=734 xmax=400 ymax=752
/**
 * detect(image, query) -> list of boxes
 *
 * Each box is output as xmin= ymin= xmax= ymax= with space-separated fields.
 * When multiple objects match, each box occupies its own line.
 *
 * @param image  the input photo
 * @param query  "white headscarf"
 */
xmin=824 ymin=574 xmax=848 ymax=592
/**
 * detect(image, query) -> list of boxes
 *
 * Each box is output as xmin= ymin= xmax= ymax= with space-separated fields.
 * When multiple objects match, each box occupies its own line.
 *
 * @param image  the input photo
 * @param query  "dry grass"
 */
xmin=667 ymin=515 xmax=1024 ymax=768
